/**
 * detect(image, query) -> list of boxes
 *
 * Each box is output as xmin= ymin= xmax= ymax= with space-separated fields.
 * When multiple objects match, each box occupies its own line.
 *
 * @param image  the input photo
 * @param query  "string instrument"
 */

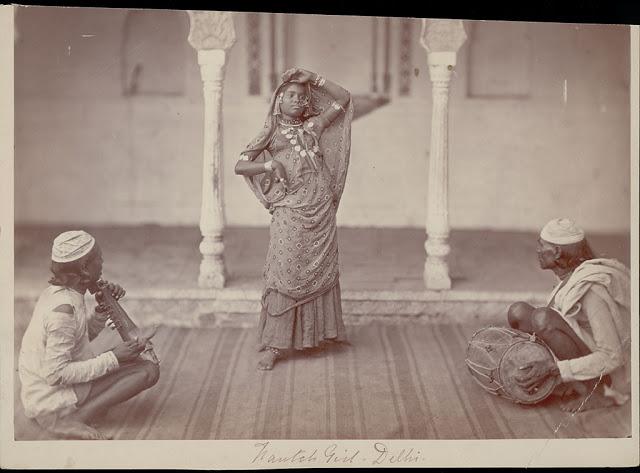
xmin=93 ymin=279 xmax=159 ymax=364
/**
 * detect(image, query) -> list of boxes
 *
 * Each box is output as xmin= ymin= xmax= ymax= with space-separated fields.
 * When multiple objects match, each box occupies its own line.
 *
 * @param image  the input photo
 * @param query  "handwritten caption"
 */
xmin=250 ymin=441 xmax=423 ymax=466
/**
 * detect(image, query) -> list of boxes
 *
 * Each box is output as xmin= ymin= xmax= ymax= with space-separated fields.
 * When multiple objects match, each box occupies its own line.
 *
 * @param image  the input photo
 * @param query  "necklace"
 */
xmin=278 ymin=117 xmax=303 ymax=126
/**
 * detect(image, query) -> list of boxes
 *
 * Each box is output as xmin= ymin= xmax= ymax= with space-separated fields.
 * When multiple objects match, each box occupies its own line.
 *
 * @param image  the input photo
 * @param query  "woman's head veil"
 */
xmin=241 ymin=79 xmax=353 ymax=210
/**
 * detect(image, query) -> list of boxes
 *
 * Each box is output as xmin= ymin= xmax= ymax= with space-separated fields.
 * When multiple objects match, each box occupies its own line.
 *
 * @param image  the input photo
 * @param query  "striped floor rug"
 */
xmin=14 ymin=324 xmax=631 ymax=440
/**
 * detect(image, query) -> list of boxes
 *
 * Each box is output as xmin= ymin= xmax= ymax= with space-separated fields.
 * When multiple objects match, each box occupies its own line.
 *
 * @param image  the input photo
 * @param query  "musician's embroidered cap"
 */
xmin=51 ymin=230 xmax=96 ymax=263
xmin=540 ymin=218 xmax=585 ymax=245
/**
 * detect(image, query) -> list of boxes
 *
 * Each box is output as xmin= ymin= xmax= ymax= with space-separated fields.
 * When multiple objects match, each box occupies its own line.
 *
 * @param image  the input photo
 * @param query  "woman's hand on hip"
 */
xmin=272 ymin=160 xmax=289 ymax=190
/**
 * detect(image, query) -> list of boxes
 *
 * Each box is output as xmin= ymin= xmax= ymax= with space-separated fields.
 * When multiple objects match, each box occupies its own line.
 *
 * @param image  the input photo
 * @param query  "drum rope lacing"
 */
xmin=464 ymin=358 xmax=505 ymax=392
xmin=467 ymin=373 xmax=503 ymax=394
xmin=465 ymin=326 xmax=551 ymax=403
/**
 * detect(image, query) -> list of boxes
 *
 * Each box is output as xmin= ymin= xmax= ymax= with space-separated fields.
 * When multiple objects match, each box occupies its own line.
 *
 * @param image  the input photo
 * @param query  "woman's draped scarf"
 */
xmin=241 ymin=80 xmax=354 ymax=210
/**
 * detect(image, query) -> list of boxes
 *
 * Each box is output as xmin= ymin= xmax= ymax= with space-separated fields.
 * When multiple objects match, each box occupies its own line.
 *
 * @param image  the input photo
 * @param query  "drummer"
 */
xmin=507 ymin=218 xmax=631 ymax=412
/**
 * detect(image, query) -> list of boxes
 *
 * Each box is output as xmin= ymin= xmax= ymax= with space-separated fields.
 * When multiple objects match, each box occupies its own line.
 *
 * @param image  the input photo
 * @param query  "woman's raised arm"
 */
xmin=282 ymin=68 xmax=350 ymax=133
xmin=315 ymin=75 xmax=350 ymax=109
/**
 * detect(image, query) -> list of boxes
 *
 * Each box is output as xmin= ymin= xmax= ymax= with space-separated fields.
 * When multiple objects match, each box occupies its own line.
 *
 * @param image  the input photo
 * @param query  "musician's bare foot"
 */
xmin=560 ymin=390 xmax=616 ymax=413
xmin=49 ymin=418 xmax=111 ymax=440
xmin=87 ymin=408 xmax=110 ymax=428
xmin=553 ymin=382 xmax=581 ymax=399
xmin=257 ymin=350 xmax=279 ymax=370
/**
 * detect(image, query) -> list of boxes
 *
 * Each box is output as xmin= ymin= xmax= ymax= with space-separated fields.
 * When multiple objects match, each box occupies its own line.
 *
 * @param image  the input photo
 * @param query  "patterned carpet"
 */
xmin=14 ymin=323 xmax=631 ymax=440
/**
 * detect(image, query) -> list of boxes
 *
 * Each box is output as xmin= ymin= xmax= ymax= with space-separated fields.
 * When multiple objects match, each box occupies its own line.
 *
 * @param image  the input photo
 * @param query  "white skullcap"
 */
xmin=51 ymin=230 xmax=96 ymax=263
xmin=540 ymin=218 xmax=585 ymax=245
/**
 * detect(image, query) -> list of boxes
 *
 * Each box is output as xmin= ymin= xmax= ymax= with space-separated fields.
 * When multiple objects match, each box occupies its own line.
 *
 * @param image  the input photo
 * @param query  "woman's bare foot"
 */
xmin=257 ymin=349 xmax=279 ymax=370
xmin=49 ymin=418 xmax=111 ymax=440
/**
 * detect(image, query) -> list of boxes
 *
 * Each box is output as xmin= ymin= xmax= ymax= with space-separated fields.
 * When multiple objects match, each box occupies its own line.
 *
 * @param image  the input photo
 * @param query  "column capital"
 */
xmin=197 ymin=48 xmax=227 ymax=66
xmin=187 ymin=11 xmax=236 ymax=51
xmin=419 ymin=19 xmax=467 ymax=54
xmin=197 ymin=49 xmax=227 ymax=84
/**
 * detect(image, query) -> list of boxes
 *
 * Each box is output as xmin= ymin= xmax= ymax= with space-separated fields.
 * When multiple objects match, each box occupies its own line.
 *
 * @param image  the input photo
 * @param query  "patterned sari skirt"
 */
xmin=257 ymin=199 xmax=347 ymax=351
xmin=257 ymin=280 xmax=347 ymax=350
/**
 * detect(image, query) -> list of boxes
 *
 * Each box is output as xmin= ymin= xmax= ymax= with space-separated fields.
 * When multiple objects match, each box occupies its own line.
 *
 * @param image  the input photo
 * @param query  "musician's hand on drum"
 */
xmin=516 ymin=358 xmax=558 ymax=393
xmin=112 ymin=340 xmax=145 ymax=363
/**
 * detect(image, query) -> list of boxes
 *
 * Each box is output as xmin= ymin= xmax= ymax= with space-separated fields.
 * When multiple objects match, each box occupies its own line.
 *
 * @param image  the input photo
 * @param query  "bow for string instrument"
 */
xmin=93 ymin=279 xmax=160 ymax=364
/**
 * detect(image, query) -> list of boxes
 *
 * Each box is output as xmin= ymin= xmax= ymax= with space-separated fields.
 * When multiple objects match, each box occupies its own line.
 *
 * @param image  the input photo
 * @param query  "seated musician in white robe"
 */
xmin=18 ymin=230 xmax=160 ymax=439
xmin=507 ymin=218 xmax=630 ymax=412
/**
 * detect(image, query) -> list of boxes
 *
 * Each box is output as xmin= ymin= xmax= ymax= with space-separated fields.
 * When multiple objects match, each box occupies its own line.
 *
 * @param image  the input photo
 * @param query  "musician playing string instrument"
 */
xmin=508 ymin=218 xmax=631 ymax=412
xmin=18 ymin=231 xmax=160 ymax=440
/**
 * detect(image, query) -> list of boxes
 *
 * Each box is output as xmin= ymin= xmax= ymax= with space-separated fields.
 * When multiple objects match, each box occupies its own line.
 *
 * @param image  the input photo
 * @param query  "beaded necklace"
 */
xmin=279 ymin=125 xmax=320 ymax=164
xmin=277 ymin=117 xmax=303 ymax=127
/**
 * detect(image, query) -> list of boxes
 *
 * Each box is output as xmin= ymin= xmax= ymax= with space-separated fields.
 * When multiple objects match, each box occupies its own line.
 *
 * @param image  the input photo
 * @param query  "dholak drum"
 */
xmin=465 ymin=326 xmax=557 ymax=404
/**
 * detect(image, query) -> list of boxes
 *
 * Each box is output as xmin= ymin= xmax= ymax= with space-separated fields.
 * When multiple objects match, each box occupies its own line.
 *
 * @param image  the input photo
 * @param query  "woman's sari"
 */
xmin=241 ymin=80 xmax=354 ymax=350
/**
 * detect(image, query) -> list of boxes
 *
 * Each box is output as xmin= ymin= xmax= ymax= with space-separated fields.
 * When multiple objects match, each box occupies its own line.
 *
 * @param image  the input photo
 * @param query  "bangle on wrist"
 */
xmin=313 ymin=74 xmax=326 ymax=88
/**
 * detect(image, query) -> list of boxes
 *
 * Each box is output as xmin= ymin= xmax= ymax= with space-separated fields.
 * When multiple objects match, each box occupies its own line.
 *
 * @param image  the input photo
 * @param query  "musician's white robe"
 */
xmin=548 ymin=259 xmax=631 ymax=405
xmin=18 ymin=285 xmax=119 ymax=420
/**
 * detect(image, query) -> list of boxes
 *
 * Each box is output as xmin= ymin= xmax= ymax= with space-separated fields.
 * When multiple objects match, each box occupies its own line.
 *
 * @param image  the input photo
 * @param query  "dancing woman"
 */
xmin=235 ymin=67 xmax=353 ymax=370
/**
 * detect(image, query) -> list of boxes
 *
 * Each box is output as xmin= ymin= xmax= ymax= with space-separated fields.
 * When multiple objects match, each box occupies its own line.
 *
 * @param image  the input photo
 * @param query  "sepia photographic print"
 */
xmin=0 ymin=4 xmax=638 ymax=469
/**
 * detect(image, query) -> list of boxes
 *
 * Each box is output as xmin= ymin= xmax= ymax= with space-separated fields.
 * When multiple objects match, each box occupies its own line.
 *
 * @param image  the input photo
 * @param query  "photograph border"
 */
xmin=1 ymin=6 xmax=638 ymax=469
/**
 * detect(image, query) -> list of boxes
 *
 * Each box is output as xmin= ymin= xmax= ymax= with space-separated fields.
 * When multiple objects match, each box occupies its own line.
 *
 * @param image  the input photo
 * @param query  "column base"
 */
xmin=199 ymin=236 xmax=226 ymax=288
xmin=424 ymin=257 xmax=451 ymax=290
xmin=198 ymin=272 xmax=226 ymax=289
xmin=198 ymin=260 xmax=227 ymax=289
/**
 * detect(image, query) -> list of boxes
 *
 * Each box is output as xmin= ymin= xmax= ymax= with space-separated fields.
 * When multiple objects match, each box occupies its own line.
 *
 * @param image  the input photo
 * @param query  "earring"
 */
xmin=273 ymin=93 xmax=283 ymax=116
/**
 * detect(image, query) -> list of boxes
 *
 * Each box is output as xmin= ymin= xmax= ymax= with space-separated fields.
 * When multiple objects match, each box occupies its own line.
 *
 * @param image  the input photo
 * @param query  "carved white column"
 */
xmin=420 ymin=20 xmax=467 ymax=290
xmin=187 ymin=11 xmax=236 ymax=288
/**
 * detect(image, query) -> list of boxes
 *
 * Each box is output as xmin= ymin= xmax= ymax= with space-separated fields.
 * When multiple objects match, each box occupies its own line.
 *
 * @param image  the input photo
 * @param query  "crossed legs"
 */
xmin=44 ymin=360 xmax=160 ymax=440
xmin=507 ymin=302 xmax=614 ymax=411
xmin=508 ymin=302 xmax=591 ymax=359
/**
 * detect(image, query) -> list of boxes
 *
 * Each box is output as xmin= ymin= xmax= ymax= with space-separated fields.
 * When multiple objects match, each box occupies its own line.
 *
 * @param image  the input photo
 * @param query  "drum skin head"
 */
xmin=466 ymin=326 xmax=556 ymax=405
xmin=500 ymin=341 xmax=556 ymax=404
